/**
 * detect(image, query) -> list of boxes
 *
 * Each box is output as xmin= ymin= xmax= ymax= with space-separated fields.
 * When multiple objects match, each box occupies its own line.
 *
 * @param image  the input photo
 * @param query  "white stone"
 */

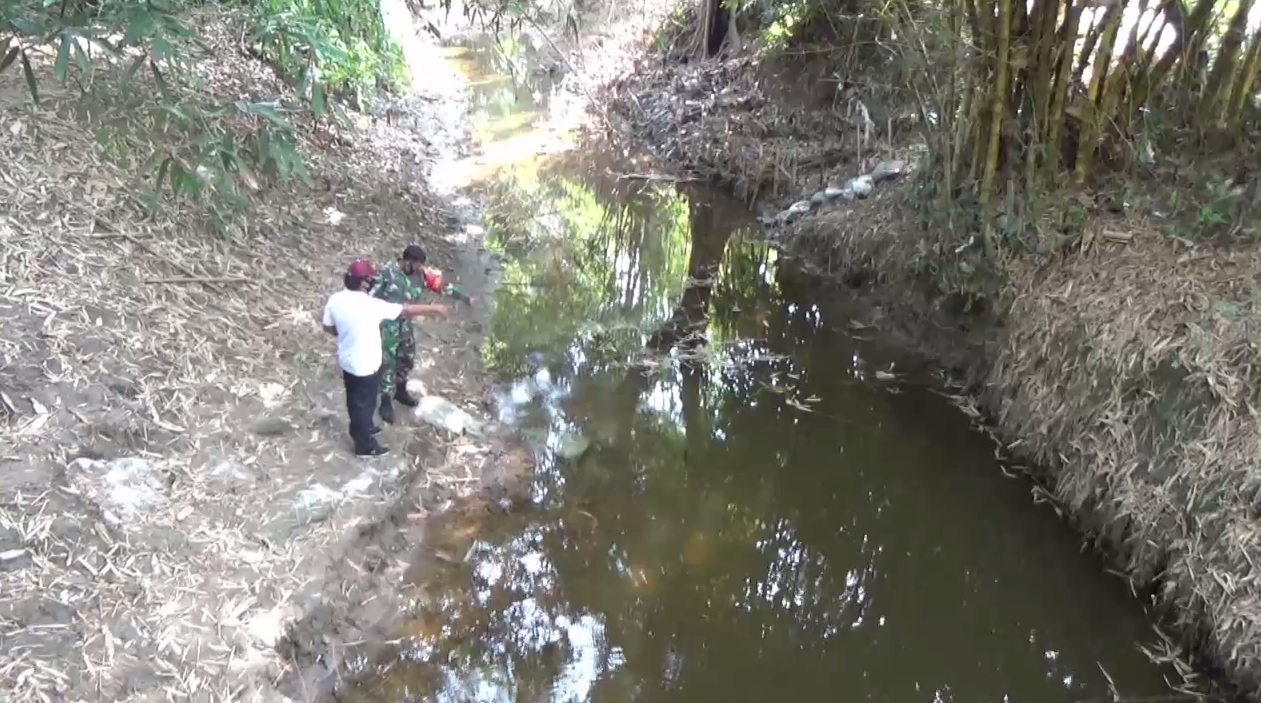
xmin=66 ymin=457 xmax=165 ymax=526
xmin=848 ymin=175 xmax=875 ymax=197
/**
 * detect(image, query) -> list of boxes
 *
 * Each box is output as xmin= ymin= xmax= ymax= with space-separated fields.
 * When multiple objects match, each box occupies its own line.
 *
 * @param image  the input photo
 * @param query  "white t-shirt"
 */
xmin=321 ymin=290 xmax=404 ymax=376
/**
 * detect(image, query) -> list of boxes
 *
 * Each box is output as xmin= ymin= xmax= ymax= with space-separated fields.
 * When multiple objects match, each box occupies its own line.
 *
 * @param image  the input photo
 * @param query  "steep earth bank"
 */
xmin=0 ymin=12 xmax=533 ymax=703
xmin=603 ymin=49 xmax=1261 ymax=698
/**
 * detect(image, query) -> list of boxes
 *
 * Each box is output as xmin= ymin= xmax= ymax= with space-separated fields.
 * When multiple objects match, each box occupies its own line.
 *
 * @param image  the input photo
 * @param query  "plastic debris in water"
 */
xmin=534 ymin=366 xmax=552 ymax=387
xmin=556 ymin=431 xmax=590 ymax=459
xmin=510 ymin=380 xmax=534 ymax=405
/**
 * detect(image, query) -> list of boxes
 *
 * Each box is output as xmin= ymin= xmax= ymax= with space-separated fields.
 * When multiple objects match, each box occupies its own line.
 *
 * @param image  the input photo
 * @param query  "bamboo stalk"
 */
xmin=1225 ymin=30 xmax=1261 ymax=128
xmin=1047 ymin=0 xmax=1084 ymax=177
xmin=1024 ymin=0 xmax=1059 ymax=186
xmin=980 ymin=0 xmax=1013 ymax=250
xmin=1203 ymin=0 xmax=1255 ymax=121
xmin=1150 ymin=0 xmax=1216 ymax=91
xmin=1074 ymin=0 xmax=1123 ymax=181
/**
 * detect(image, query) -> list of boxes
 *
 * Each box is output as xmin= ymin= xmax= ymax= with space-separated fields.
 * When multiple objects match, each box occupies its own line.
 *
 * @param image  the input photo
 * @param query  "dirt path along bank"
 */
xmin=0 ymin=12 xmax=534 ymax=702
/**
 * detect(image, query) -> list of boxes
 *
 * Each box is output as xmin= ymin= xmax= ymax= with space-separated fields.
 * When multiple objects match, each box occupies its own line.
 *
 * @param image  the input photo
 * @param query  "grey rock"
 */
xmin=788 ymin=200 xmax=812 ymax=215
xmin=810 ymin=190 xmax=829 ymax=207
xmin=206 ymin=458 xmax=258 ymax=493
xmin=251 ymin=416 xmax=296 ymax=436
xmin=66 ymin=457 xmax=165 ymax=527
xmin=270 ymin=484 xmax=342 ymax=540
xmin=869 ymin=160 xmax=907 ymax=183
xmin=847 ymin=175 xmax=875 ymax=198
xmin=825 ymin=186 xmax=853 ymax=200
xmin=776 ymin=209 xmax=801 ymax=225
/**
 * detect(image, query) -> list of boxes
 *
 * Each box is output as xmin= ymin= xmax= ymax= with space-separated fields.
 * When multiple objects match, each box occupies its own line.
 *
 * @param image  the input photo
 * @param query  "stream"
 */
xmin=333 ymin=28 xmax=1176 ymax=703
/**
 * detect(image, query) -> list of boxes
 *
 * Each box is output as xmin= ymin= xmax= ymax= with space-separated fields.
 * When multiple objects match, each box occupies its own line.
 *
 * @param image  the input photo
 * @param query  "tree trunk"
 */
xmin=693 ymin=0 xmax=734 ymax=58
xmin=1202 ymin=0 xmax=1256 ymax=121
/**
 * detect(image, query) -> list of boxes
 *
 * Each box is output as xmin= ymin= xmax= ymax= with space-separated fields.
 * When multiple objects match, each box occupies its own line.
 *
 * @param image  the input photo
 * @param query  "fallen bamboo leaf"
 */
xmin=17 ymin=413 xmax=50 ymax=436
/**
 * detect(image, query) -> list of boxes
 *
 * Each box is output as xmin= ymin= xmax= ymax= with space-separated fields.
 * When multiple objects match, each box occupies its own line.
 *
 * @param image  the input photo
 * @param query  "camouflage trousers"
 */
xmin=380 ymin=319 xmax=416 ymax=396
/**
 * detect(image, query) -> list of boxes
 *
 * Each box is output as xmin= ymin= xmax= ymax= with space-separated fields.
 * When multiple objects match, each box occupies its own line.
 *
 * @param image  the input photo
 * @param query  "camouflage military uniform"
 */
xmin=370 ymin=260 xmax=425 ymax=397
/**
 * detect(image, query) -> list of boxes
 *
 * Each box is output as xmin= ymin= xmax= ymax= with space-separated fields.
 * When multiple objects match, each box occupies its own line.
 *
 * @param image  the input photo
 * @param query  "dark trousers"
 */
xmin=342 ymin=369 xmax=381 ymax=453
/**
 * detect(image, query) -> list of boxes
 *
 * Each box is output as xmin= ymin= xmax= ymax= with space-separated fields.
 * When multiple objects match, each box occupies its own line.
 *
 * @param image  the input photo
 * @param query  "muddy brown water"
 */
xmin=324 ymin=34 xmax=1178 ymax=703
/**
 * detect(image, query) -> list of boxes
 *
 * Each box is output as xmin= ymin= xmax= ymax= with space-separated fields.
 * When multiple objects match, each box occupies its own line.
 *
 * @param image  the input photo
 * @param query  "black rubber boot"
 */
xmin=355 ymin=443 xmax=389 ymax=457
xmin=378 ymin=392 xmax=396 ymax=425
xmin=394 ymin=387 xmax=420 ymax=407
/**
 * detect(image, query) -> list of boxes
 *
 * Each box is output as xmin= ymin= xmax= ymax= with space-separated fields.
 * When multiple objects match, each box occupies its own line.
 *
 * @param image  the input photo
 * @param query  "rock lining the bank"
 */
xmin=758 ymin=160 xmax=907 ymax=229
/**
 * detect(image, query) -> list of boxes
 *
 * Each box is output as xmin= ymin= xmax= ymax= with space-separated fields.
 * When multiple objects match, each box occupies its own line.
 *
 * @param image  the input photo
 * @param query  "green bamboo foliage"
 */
xmin=894 ymin=0 xmax=1258 ymax=228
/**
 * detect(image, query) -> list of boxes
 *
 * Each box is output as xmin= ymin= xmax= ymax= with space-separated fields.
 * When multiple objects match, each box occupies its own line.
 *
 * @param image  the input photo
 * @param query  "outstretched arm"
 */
xmin=400 ymin=303 xmax=449 ymax=320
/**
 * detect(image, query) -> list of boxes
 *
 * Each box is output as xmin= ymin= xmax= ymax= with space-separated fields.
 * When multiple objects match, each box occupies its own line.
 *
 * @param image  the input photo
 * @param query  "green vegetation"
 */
xmin=701 ymin=0 xmax=1258 ymax=259
xmin=0 ymin=0 xmax=413 ymax=230
xmin=249 ymin=0 xmax=409 ymax=107
xmin=0 ymin=0 xmax=579 ymax=231
xmin=894 ymin=0 xmax=1260 ymax=249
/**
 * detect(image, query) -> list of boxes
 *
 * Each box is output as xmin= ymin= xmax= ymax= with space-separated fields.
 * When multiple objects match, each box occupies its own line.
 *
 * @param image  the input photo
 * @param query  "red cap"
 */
xmin=347 ymin=259 xmax=377 ymax=278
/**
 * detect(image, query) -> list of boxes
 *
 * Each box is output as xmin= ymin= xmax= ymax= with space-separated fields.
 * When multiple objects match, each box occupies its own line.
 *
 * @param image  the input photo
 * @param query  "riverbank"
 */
xmin=0 ymin=10 xmax=537 ymax=701
xmin=603 ymin=33 xmax=1261 ymax=702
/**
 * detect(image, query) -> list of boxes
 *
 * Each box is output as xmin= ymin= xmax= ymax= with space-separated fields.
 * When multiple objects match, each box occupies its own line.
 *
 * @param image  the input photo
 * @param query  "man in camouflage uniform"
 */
xmin=371 ymin=244 xmax=467 ymax=423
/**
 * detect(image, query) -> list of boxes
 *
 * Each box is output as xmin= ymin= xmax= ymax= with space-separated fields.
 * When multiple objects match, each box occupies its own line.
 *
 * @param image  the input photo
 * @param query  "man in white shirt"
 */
xmin=322 ymin=259 xmax=448 ymax=456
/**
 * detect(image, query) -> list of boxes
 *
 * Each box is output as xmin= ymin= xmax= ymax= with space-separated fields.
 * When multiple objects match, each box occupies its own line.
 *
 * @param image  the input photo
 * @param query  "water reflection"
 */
xmin=331 ymin=137 xmax=1172 ymax=703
